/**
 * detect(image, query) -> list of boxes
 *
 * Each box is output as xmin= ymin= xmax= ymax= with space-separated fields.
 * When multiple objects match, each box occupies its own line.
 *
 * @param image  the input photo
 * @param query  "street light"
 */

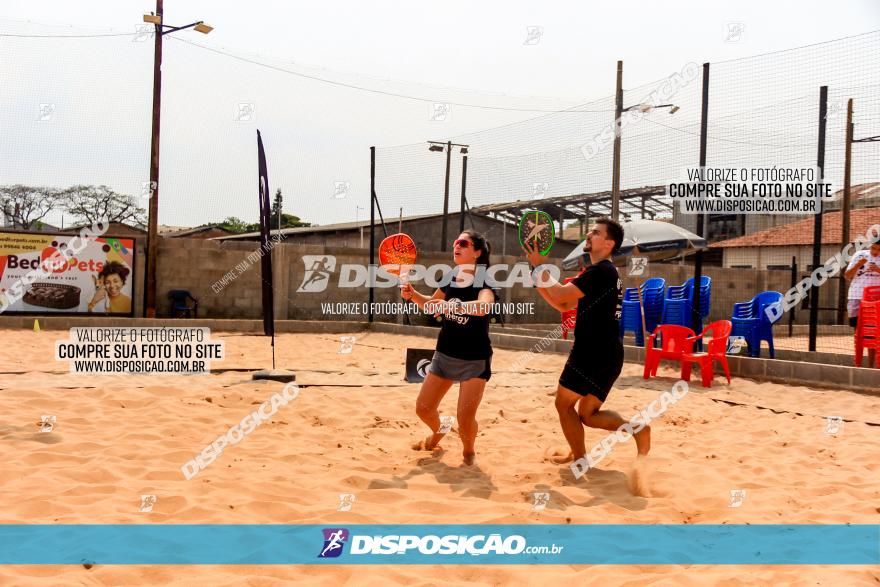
xmin=143 ymin=1 xmax=212 ymax=318
xmin=610 ymin=63 xmax=679 ymax=220
xmin=611 ymin=99 xmax=679 ymax=219
xmin=428 ymin=140 xmax=470 ymax=250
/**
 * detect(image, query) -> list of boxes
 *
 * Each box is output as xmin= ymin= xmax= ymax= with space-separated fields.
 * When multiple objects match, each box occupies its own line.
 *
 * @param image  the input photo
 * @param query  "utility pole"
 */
xmin=144 ymin=0 xmax=213 ymax=318
xmin=611 ymin=60 xmax=623 ymax=221
xmin=142 ymin=1 xmax=212 ymax=317
xmin=144 ymin=0 xmax=164 ymax=318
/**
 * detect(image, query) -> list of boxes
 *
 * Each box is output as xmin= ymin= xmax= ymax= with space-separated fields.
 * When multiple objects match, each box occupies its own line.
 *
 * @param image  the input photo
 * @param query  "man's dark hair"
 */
xmin=595 ymin=217 xmax=624 ymax=254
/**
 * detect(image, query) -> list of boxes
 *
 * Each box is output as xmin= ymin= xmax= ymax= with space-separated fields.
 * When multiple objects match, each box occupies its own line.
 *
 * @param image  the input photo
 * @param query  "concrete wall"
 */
xmin=615 ymin=261 xmax=843 ymax=326
xmin=150 ymin=237 xmax=848 ymax=325
xmin=154 ymin=238 xmax=564 ymax=324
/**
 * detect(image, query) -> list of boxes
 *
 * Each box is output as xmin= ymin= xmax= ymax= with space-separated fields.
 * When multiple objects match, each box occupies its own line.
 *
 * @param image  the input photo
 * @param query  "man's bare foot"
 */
xmin=629 ymin=454 xmax=653 ymax=497
xmin=634 ymin=424 xmax=651 ymax=456
xmin=462 ymin=452 xmax=476 ymax=466
xmin=544 ymin=446 xmax=574 ymax=464
xmin=412 ymin=432 xmax=445 ymax=451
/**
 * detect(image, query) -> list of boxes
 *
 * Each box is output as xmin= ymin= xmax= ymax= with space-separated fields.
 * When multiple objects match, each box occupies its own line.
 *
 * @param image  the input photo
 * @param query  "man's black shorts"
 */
xmin=558 ymin=343 xmax=624 ymax=403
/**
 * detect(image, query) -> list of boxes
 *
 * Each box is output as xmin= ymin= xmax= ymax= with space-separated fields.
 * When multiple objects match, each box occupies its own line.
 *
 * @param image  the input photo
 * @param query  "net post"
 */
xmin=809 ymin=86 xmax=828 ymax=352
xmin=691 ymin=62 xmax=710 ymax=338
xmin=369 ymin=146 xmax=376 ymax=324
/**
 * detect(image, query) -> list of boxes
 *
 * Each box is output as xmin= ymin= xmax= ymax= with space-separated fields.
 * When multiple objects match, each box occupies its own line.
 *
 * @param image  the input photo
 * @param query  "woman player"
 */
xmin=400 ymin=230 xmax=496 ymax=466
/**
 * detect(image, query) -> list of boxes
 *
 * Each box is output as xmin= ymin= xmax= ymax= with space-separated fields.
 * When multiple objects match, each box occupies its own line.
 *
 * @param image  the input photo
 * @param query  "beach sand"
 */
xmin=1 ymin=329 xmax=878 ymax=585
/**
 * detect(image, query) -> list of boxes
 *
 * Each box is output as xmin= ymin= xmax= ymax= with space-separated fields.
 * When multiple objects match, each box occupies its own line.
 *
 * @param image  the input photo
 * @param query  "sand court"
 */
xmin=1 ymin=329 xmax=878 ymax=585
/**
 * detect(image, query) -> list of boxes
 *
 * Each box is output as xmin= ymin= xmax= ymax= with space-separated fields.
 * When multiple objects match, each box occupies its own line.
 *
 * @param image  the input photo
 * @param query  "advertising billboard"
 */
xmin=0 ymin=228 xmax=136 ymax=316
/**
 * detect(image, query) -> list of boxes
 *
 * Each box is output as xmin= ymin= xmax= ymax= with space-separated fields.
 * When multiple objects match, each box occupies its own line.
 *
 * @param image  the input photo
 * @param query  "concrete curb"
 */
xmin=0 ymin=317 xmax=368 ymax=334
xmin=372 ymin=322 xmax=880 ymax=395
xmin=621 ymin=345 xmax=880 ymax=396
xmin=3 ymin=317 xmax=876 ymax=394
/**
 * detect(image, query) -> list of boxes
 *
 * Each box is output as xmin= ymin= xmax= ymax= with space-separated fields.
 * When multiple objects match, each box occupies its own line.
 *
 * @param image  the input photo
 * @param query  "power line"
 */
xmin=168 ymin=36 xmax=617 ymax=114
xmin=639 ymin=116 xmax=812 ymax=149
xmin=0 ymin=31 xmax=136 ymax=38
xmin=713 ymin=29 xmax=880 ymax=65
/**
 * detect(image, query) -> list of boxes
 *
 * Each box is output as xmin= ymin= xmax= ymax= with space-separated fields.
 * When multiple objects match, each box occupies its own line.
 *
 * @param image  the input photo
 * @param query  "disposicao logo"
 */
xmin=318 ymin=528 xmax=349 ymax=558
xmin=318 ymin=530 xmax=529 ymax=557
xmin=298 ymin=255 xmax=337 ymax=293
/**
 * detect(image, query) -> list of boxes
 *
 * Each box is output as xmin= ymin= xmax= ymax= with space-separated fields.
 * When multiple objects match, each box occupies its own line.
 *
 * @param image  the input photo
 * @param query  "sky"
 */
xmin=1 ymin=0 xmax=879 ymax=229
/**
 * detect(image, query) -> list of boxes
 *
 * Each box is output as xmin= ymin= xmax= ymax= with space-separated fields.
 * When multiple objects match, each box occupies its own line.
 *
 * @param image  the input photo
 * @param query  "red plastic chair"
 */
xmin=681 ymin=320 xmax=733 ymax=387
xmin=854 ymin=285 xmax=880 ymax=367
xmin=561 ymin=277 xmax=577 ymax=340
xmin=643 ymin=325 xmax=696 ymax=379
xmin=855 ymin=299 xmax=880 ymax=368
xmin=863 ymin=285 xmax=880 ymax=302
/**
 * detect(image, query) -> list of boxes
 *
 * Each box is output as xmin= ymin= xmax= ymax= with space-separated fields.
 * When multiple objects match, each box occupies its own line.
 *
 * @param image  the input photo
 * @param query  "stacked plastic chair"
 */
xmin=661 ymin=276 xmax=711 ymax=329
xmin=854 ymin=285 xmax=880 ymax=368
xmin=620 ymin=278 xmax=665 ymax=347
xmin=730 ymin=291 xmax=783 ymax=358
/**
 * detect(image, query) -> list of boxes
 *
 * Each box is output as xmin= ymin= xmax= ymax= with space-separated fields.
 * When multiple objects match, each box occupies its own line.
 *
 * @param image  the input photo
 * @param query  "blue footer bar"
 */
xmin=1 ymin=525 xmax=877 ymax=565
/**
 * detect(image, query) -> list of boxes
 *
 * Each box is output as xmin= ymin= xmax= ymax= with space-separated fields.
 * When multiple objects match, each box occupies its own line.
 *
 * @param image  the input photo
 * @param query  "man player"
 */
xmin=523 ymin=217 xmax=650 ymax=472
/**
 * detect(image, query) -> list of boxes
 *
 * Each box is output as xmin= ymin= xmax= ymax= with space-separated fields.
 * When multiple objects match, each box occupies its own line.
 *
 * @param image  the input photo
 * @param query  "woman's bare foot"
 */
xmin=544 ymin=446 xmax=574 ymax=464
xmin=412 ymin=431 xmax=445 ymax=451
xmin=462 ymin=452 xmax=476 ymax=466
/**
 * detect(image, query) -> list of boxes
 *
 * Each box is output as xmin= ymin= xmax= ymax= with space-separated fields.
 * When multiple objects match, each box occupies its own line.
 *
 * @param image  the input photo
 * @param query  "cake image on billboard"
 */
xmin=23 ymin=283 xmax=82 ymax=310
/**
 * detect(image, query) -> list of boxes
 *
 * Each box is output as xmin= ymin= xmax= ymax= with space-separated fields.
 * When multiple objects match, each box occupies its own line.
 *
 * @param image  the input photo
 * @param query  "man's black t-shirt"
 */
xmin=435 ymin=280 xmax=496 ymax=360
xmin=570 ymin=259 xmax=623 ymax=358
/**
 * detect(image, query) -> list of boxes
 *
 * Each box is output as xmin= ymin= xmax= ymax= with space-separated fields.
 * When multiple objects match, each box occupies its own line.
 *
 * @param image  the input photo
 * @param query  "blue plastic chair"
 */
xmin=661 ymin=277 xmax=711 ymax=328
xmin=620 ymin=278 xmax=665 ymax=346
xmin=731 ymin=291 xmax=783 ymax=358
xmin=660 ymin=276 xmax=711 ymax=350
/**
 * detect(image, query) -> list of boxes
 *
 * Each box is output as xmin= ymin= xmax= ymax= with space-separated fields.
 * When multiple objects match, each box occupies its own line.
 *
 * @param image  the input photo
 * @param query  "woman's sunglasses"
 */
xmin=453 ymin=239 xmax=473 ymax=249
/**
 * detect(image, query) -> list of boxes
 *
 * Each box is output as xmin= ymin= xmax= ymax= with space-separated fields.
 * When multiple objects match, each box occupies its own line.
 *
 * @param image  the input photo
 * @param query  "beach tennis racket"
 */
xmin=517 ymin=210 xmax=555 ymax=256
xmin=379 ymin=233 xmax=417 ymax=283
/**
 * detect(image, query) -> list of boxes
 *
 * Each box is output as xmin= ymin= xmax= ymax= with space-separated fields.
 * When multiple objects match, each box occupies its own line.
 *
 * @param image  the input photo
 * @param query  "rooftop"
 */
xmin=711 ymin=207 xmax=880 ymax=248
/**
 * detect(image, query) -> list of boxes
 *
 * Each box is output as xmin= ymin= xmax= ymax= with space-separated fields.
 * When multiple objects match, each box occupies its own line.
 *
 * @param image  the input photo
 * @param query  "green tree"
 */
xmin=214 ymin=216 xmax=258 ymax=233
xmin=269 ymin=190 xmax=311 ymax=229
xmin=208 ymin=212 xmax=310 ymax=234
xmin=277 ymin=213 xmax=310 ymax=229
xmin=59 ymin=185 xmax=147 ymax=227
xmin=0 ymin=184 xmax=61 ymax=229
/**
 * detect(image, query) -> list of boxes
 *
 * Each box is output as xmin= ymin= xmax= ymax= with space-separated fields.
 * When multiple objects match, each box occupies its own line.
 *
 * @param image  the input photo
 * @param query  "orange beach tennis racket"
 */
xmin=379 ymin=233 xmax=417 ymax=283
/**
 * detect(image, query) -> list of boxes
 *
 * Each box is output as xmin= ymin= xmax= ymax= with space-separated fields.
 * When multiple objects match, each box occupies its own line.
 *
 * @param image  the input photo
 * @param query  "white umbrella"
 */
xmin=561 ymin=219 xmax=707 ymax=271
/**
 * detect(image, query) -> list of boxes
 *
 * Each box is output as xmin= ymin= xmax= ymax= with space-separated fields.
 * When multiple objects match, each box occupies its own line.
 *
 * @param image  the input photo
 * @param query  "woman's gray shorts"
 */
xmin=428 ymin=351 xmax=492 ymax=382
